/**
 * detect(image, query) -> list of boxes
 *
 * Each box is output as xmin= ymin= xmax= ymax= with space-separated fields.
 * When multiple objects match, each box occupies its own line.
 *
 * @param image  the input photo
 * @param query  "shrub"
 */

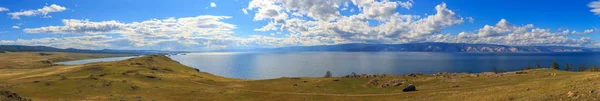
xmin=551 ymin=61 xmax=560 ymax=70
xmin=565 ymin=62 xmax=571 ymax=71
xmin=535 ymin=61 xmax=542 ymax=68
xmin=578 ymin=64 xmax=585 ymax=72
xmin=324 ymin=71 xmax=332 ymax=78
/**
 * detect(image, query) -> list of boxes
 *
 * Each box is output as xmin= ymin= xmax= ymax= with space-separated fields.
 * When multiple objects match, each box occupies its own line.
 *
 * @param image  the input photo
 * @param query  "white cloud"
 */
xmin=590 ymin=1 xmax=600 ymax=15
xmin=24 ymin=15 xmax=237 ymax=47
xmin=0 ymin=7 xmax=9 ymax=12
xmin=8 ymin=4 xmax=67 ymax=19
xmin=242 ymin=8 xmax=248 ymax=15
xmin=210 ymin=2 xmax=217 ymax=8
xmin=12 ymin=26 xmax=20 ymax=29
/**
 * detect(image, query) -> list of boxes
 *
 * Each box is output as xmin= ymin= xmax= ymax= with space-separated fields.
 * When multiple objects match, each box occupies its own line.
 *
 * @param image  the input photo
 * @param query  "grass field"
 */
xmin=1 ymin=52 xmax=600 ymax=101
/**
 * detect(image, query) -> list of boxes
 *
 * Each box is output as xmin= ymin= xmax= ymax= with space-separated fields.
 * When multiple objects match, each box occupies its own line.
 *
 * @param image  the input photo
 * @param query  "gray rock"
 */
xmin=402 ymin=84 xmax=416 ymax=92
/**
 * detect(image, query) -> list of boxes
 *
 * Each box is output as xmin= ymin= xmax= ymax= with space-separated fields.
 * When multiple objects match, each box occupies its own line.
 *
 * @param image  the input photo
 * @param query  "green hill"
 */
xmin=1 ymin=53 xmax=600 ymax=101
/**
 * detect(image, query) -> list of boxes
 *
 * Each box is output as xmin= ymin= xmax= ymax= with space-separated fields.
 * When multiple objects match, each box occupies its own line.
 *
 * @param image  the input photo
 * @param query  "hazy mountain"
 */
xmin=0 ymin=45 xmax=185 ymax=54
xmin=217 ymin=42 xmax=594 ymax=52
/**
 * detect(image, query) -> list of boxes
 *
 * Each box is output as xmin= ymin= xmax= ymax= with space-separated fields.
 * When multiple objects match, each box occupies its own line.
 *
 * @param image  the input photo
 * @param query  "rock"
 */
xmin=470 ymin=74 xmax=479 ymax=77
xmin=452 ymin=85 xmax=460 ymax=88
xmin=0 ymin=90 xmax=32 ymax=101
xmin=402 ymin=84 xmax=416 ymax=92
xmin=293 ymin=84 xmax=298 ymax=87
xmin=515 ymin=71 xmax=528 ymax=74
xmin=380 ymin=79 xmax=402 ymax=88
xmin=367 ymin=79 xmax=379 ymax=85
xmin=568 ymin=91 xmax=577 ymax=97
xmin=38 ymin=53 xmax=52 ymax=56
xmin=408 ymin=73 xmax=417 ymax=77
xmin=303 ymin=81 xmax=308 ymax=83
xmin=332 ymin=79 xmax=340 ymax=82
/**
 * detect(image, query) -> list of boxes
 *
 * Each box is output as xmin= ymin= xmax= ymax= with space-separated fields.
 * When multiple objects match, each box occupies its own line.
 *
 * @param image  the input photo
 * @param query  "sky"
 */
xmin=0 ymin=0 xmax=599 ymax=51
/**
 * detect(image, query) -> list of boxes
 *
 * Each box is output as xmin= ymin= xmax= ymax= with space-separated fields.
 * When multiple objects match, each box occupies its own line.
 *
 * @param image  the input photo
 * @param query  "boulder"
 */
xmin=402 ymin=84 xmax=416 ymax=92
xmin=367 ymin=79 xmax=379 ymax=85
xmin=0 ymin=90 xmax=32 ymax=101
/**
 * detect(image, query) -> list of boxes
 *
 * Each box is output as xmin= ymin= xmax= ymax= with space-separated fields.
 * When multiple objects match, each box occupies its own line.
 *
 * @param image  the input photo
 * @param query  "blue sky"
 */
xmin=0 ymin=0 xmax=599 ymax=50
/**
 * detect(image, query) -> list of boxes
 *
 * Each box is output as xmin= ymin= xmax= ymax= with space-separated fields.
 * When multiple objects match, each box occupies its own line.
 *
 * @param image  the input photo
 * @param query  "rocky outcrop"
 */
xmin=0 ymin=90 xmax=32 ymax=101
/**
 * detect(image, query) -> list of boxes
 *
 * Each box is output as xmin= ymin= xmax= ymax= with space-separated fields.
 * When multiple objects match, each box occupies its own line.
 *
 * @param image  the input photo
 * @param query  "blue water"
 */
xmin=56 ymin=56 xmax=139 ymax=65
xmin=58 ymin=52 xmax=600 ymax=79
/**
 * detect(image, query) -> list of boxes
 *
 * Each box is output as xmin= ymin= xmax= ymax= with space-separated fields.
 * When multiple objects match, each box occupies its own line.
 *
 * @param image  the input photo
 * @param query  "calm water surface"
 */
xmin=56 ymin=56 xmax=139 ymax=65
xmin=58 ymin=52 xmax=600 ymax=79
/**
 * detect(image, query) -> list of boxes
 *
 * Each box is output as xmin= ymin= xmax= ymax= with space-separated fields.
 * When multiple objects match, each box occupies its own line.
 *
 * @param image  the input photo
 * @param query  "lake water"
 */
xmin=56 ymin=56 xmax=139 ymax=65
xmin=58 ymin=52 xmax=600 ymax=79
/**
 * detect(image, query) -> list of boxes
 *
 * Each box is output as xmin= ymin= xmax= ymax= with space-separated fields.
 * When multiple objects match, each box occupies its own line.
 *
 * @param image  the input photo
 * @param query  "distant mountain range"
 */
xmin=0 ymin=45 xmax=185 ymax=54
xmin=217 ymin=42 xmax=596 ymax=52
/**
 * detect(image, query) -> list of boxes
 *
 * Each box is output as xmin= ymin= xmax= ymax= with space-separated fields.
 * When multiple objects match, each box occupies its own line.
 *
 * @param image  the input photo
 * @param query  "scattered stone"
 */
xmin=367 ymin=79 xmax=379 ymax=85
xmin=402 ymin=84 xmax=416 ymax=92
xmin=332 ymin=79 xmax=340 ymax=82
xmin=131 ymin=85 xmax=140 ymax=90
xmin=408 ymin=73 xmax=417 ymax=77
xmin=515 ymin=71 xmax=528 ymax=74
xmin=568 ymin=91 xmax=577 ymax=97
xmin=38 ymin=53 xmax=52 ymax=56
xmin=452 ymin=85 xmax=460 ymax=88
xmin=303 ymin=81 xmax=308 ymax=83
xmin=379 ymin=79 xmax=403 ymax=88
xmin=293 ymin=84 xmax=298 ymax=87
xmin=32 ymin=81 xmax=40 ymax=83
xmin=470 ymin=74 xmax=479 ymax=77
xmin=0 ymin=90 xmax=32 ymax=101
xmin=60 ymin=76 xmax=68 ymax=80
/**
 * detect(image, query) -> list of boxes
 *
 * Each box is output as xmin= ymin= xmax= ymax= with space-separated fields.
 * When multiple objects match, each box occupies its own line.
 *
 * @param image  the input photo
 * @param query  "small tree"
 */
xmin=535 ymin=61 xmax=542 ymax=69
xmin=526 ymin=64 xmax=532 ymax=70
xmin=492 ymin=67 xmax=499 ymax=73
xmin=565 ymin=62 xmax=571 ymax=71
xmin=350 ymin=72 xmax=358 ymax=77
xmin=324 ymin=71 xmax=332 ymax=78
xmin=578 ymin=64 xmax=585 ymax=72
xmin=551 ymin=61 xmax=560 ymax=70
xmin=589 ymin=66 xmax=597 ymax=72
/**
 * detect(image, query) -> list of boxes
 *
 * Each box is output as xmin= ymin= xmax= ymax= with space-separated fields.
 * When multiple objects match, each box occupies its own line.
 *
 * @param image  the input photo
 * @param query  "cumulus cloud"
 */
xmin=4 ymin=1 xmax=598 ymax=50
xmin=8 ymin=4 xmax=67 ymax=19
xmin=427 ymin=19 xmax=596 ymax=47
xmin=0 ymin=7 xmax=8 ymax=12
xmin=24 ymin=15 xmax=237 ymax=48
xmin=590 ymin=1 xmax=600 ymax=15
xmin=242 ymin=8 xmax=248 ymax=15
xmin=210 ymin=2 xmax=217 ymax=8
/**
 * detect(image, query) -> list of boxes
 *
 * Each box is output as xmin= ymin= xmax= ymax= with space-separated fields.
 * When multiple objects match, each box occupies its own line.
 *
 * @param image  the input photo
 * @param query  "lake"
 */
xmin=58 ymin=52 xmax=600 ymax=79
xmin=56 ymin=56 xmax=139 ymax=65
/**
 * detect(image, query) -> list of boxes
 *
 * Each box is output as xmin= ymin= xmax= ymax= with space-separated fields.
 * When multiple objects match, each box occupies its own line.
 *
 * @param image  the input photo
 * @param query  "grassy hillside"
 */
xmin=1 ymin=53 xmax=600 ymax=100
xmin=0 ymin=52 xmax=129 ymax=69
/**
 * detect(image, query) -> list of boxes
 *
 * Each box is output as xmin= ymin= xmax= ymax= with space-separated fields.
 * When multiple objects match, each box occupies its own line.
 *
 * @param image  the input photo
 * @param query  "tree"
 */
xmin=492 ymin=67 xmax=499 ymax=73
xmin=578 ymin=64 xmax=586 ymax=72
xmin=565 ymin=62 xmax=571 ymax=71
xmin=551 ymin=61 xmax=560 ymax=70
xmin=324 ymin=71 xmax=332 ymax=78
xmin=350 ymin=72 xmax=358 ymax=77
xmin=535 ymin=61 xmax=542 ymax=69
xmin=526 ymin=64 xmax=532 ymax=70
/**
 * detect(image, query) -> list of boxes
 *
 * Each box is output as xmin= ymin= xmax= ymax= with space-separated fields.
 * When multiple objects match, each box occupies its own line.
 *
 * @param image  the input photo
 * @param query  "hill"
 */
xmin=0 ymin=45 xmax=185 ymax=55
xmin=218 ymin=42 xmax=593 ymax=52
xmin=1 ymin=53 xmax=600 ymax=100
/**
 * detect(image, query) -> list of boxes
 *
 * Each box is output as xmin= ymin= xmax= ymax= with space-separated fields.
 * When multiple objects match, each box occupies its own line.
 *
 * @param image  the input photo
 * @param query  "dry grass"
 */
xmin=1 ymin=53 xmax=600 ymax=101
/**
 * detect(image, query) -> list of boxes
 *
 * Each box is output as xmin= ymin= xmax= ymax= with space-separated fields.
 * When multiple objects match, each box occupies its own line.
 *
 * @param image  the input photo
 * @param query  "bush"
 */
xmin=551 ymin=61 xmax=560 ymax=70
xmin=578 ymin=64 xmax=585 ymax=72
xmin=565 ymin=62 xmax=571 ymax=71
xmin=324 ymin=71 xmax=332 ymax=78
